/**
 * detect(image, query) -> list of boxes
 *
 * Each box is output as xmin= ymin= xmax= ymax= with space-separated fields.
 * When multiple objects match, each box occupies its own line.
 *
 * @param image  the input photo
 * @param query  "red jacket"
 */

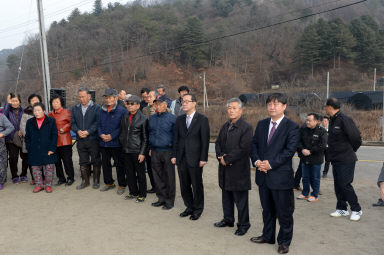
xmin=48 ymin=108 xmax=72 ymax=147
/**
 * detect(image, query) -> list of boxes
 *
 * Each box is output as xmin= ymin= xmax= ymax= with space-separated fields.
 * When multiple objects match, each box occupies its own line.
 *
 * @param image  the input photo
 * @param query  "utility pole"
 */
xmin=326 ymin=72 xmax=330 ymax=99
xmin=202 ymin=72 xmax=209 ymax=112
xmin=37 ymin=0 xmax=52 ymax=110
xmin=373 ymin=68 xmax=377 ymax=91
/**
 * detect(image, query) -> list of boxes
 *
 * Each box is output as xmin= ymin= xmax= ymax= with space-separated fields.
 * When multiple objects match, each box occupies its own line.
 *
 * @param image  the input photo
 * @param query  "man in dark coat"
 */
xmin=71 ymin=87 xmax=102 ymax=190
xmin=250 ymin=93 xmax=299 ymax=254
xmin=172 ymin=93 xmax=210 ymax=220
xmin=119 ymin=95 xmax=148 ymax=203
xmin=214 ymin=98 xmax=253 ymax=236
xmin=325 ymin=98 xmax=362 ymax=221
xmin=98 ymin=88 xmax=128 ymax=193
xmin=148 ymin=95 xmax=177 ymax=210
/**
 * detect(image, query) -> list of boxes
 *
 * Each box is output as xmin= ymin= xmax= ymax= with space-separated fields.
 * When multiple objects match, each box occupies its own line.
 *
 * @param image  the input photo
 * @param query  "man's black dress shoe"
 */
xmin=147 ymin=188 xmax=155 ymax=194
xmin=162 ymin=204 xmax=173 ymax=210
xmin=234 ymin=228 xmax=249 ymax=236
xmin=250 ymin=236 xmax=275 ymax=244
xmin=151 ymin=201 xmax=165 ymax=207
xmin=372 ymin=198 xmax=384 ymax=206
xmin=65 ymin=179 xmax=75 ymax=186
xmin=54 ymin=180 xmax=66 ymax=186
xmin=189 ymin=214 xmax=200 ymax=221
xmin=214 ymin=220 xmax=234 ymax=228
xmin=180 ymin=209 xmax=193 ymax=217
xmin=278 ymin=245 xmax=289 ymax=254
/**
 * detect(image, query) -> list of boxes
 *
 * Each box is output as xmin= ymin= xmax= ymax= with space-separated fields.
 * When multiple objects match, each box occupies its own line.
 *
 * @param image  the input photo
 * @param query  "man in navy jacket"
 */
xmin=98 ymin=88 xmax=127 ymax=192
xmin=250 ymin=93 xmax=299 ymax=254
xmin=148 ymin=95 xmax=177 ymax=210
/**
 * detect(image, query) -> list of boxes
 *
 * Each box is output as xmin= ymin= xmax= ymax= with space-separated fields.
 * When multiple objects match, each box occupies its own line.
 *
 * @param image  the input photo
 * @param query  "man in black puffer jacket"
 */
xmin=119 ymin=95 xmax=148 ymax=202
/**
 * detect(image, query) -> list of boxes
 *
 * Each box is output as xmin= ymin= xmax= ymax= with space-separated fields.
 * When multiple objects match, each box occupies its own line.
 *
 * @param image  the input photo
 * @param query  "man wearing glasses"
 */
xmin=119 ymin=95 xmax=148 ymax=203
xmin=172 ymin=94 xmax=210 ymax=220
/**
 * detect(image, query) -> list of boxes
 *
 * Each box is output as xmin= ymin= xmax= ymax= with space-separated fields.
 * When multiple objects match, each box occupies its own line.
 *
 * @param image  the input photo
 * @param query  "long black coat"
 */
xmin=173 ymin=112 xmax=210 ymax=168
xmin=215 ymin=118 xmax=253 ymax=191
xmin=25 ymin=116 xmax=58 ymax=166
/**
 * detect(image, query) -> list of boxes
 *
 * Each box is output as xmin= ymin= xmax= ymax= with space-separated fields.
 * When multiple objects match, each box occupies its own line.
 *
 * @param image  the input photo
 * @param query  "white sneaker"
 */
xmin=330 ymin=209 xmax=350 ymax=217
xmin=350 ymin=211 xmax=363 ymax=221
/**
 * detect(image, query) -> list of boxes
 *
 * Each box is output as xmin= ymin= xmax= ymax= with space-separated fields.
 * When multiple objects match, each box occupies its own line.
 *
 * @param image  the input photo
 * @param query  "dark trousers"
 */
xmin=55 ymin=145 xmax=75 ymax=182
xmin=77 ymin=139 xmax=101 ymax=166
xmin=6 ymin=142 xmax=28 ymax=179
xmin=119 ymin=153 xmax=147 ymax=197
xmin=259 ymin=185 xmax=294 ymax=246
xmin=178 ymin=159 xmax=204 ymax=216
xmin=332 ymin=162 xmax=361 ymax=212
xmin=151 ymin=150 xmax=175 ymax=206
xmin=293 ymin=159 xmax=302 ymax=188
xmin=146 ymin=151 xmax=155 ymax=189
xmin=323 ymin=149 xmax=330 ymax=175
xmin=100 ymin=147 xmax=121 ymax=185
xmin=222 ymin=189 xmax=250 ymax=230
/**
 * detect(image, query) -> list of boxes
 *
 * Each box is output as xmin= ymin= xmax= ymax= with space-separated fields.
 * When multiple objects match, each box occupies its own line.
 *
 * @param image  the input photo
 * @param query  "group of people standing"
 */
xmin=0 ymin=86 xmax=366 ymax=254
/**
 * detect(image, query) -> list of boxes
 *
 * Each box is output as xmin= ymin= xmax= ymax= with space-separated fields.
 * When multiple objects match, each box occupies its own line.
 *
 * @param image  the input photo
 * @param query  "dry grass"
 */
xmin=204 ymin=104 xmax=382 ymax=141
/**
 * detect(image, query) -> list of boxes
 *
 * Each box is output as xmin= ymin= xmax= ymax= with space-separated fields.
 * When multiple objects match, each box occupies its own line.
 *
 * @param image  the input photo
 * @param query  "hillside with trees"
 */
xmin=2 ymin=0 xmax=384 ymax=105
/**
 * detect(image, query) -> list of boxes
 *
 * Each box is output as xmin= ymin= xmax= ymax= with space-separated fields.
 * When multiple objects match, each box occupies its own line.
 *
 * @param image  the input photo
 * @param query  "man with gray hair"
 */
xmin=214 ymin=98 xmax=253 ymax=236
xmin=156 ymin=84 xmax=171 ymax=108
xmin=71 ymin=87 xmax=102 ymax=189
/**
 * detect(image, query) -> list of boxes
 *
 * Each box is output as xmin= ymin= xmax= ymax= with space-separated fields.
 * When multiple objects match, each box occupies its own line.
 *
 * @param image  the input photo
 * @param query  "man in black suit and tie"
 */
xmin=171 ymin=94 xmax=210 ymax=220
xmin=250 ymin=93 xmax=299 ymax=254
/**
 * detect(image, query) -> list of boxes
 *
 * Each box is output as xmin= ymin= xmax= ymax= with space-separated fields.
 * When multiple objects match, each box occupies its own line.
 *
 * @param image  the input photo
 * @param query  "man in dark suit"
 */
xmin=214 ymin=98 xmax=253 ymax=236
xmin=250 ymin=93 xmax=299 ymax=254
xmin=171 ymin=93 xmax=210 ymax=220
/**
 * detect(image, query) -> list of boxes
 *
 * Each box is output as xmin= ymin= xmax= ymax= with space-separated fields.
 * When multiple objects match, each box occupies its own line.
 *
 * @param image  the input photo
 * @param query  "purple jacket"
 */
xmin=3 ymin=103 xmax=24 ymax=141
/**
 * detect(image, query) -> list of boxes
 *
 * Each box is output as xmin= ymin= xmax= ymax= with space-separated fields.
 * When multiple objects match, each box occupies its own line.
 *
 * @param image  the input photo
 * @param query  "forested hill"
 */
xmin=2 ymin=0 xmax=384 ymax=104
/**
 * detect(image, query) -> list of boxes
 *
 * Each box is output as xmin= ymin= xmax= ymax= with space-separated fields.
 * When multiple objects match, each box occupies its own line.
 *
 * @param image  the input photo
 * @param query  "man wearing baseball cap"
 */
xmin=98 ymin=88 xmax=127 ymax=193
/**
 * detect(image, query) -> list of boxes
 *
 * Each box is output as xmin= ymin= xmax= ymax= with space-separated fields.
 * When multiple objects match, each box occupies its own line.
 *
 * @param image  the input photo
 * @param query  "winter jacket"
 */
xmin=148 ymin=111 xmax=176 ymax=151
xmin=25 ymin=116 xmax=58 ymax=166
xmin=20 ymin=107 xmax=34 ymax=153
xmin=0 ymin=114 xmax=15 ymax=139
xmin=98 ymin=102 xmax=127 ymax=147
xmin=328 ymin=111 xmax=362 ymax=163
xmin=119 ymin=110 xmax=148 ymax=155
xmin=298 ymin=125 xmax=328 ymax=165
xmin=3 ymin=103 xmax=23 ymax=142
xmin=170 ymin=98 xmax=185 ymax=116
xmin=49 ymin=107 xmax=72 ymax=147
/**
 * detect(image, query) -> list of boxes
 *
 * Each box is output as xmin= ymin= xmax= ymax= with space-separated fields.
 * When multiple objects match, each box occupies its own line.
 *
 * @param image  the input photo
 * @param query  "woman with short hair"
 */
xmin=25 ymin=103 xmax=58 ymax=193
xmin=20 ymin=94 xmax=42 ymax=185
xmin=3 ymin=93 xmax=27 ymax=184
xmin=49 ymin=95 xmax=75 ymax=186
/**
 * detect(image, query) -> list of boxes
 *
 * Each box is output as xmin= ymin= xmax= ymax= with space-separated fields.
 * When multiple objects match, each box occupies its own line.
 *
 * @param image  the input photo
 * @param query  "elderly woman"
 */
xmin=25 ymin=103 xmax=58 ymax=193
xmin=20 ymin=94 xmax=42 ymax=185
xmin=3 ymin=93 xmax=27 ymax=184
xmin=0 ymin=114 xmax=15 ymax=190
xmin=49 ymin=95 xmax=75 ymax=186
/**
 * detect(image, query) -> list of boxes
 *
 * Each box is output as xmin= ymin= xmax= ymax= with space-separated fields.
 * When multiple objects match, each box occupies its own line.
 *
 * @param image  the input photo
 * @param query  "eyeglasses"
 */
xmin=182 ymin=100 xmax=194 ymax=104
xmin=125 ymin=102 xmax=137 ymax=106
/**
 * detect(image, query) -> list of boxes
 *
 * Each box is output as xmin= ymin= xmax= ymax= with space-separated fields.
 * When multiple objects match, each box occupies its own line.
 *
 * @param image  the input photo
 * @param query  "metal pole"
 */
xmin=326 ymin=72 xmax=330 ymax=99
xmin=374 ymin=68 xmax=377 ymax=91
xmin=37 ymin=0 xmax=52 ymax=110
xmin=203 ymin=72 xmax=206 ymax=112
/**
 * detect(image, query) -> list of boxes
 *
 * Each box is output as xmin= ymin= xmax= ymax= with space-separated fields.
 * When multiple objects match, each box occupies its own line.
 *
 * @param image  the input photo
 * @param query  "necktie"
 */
xmin=267 ymin=121 xmax=277 ymax=145
xmin=186 ymin=115 xmax=191 ymax=129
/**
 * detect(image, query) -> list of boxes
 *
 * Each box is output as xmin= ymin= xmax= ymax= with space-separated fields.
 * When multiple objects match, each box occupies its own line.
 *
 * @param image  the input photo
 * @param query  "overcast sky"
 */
xmin=0 ymin=0 xmax=129 ymax=50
